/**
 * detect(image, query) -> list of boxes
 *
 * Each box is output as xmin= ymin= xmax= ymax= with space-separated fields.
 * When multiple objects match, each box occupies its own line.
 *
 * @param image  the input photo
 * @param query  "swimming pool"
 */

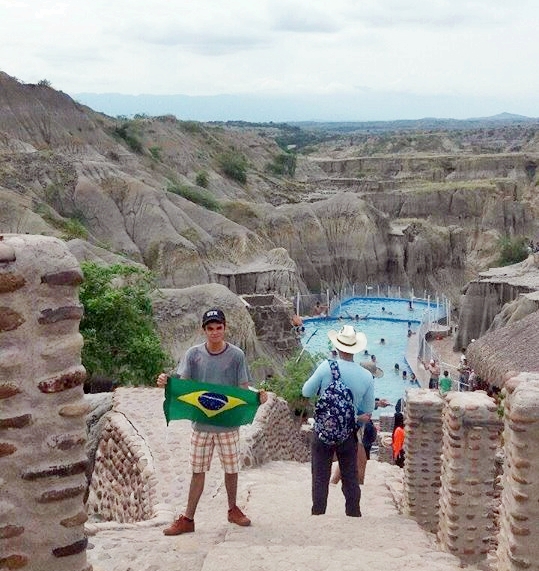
xmin=301 ymin=297 xmax=443 ymax=417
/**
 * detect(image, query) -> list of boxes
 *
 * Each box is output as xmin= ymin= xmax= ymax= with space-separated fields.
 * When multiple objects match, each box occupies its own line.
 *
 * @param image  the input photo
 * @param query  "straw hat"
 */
xmin=327 ymin=325 xmax=367 ymax=354
xmin=359 ymin=360 xmax=385 ymax=378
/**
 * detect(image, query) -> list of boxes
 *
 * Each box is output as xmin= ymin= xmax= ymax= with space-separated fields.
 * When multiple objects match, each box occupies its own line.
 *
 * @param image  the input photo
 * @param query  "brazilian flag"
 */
xmin=164 ymin=377 xmax=260 ymax=427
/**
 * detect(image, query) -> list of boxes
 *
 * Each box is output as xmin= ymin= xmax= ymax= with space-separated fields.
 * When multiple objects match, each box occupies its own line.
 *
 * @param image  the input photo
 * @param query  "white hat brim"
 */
xmin=360 ymin=361 xmax=385 ymax=378
xmin=327 ymin=329 xmax=368 ymax=354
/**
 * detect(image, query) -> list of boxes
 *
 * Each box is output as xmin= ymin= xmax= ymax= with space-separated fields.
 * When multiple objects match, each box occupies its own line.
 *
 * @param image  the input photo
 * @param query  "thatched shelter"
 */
xmin=466 ymin=310 xmax=539 ymax=387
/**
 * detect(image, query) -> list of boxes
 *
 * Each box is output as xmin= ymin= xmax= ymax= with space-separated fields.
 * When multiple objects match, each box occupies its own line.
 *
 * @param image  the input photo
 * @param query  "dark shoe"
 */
xmin=163 ymin=515 xmax=194 ymax=535
xmin=346 ymin=509 xmax=362 ymax=517
xmin=228 ymin=505 xmax=251 ymax=526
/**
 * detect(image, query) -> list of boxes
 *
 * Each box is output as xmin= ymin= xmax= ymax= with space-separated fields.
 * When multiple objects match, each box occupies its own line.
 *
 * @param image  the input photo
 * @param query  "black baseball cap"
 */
xmin=202 ymin=308 xmax=226 ymax=327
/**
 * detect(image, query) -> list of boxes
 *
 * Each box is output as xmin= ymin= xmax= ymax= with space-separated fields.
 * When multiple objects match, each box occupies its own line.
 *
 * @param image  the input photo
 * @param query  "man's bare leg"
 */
xmin=331 ymin=446 xmax=366 ymax=485
xmin=185 ymin=472 xmax=205 ymax=519
xmin=330 ymin=463 xmax=341 ymax=484
xmin=224 ymin=472 xmax=238 ymax=509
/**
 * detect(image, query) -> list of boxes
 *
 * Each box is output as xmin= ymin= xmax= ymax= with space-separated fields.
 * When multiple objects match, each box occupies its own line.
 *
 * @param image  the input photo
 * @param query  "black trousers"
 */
xmin=311 ymin=431 xmax=361 ymax=516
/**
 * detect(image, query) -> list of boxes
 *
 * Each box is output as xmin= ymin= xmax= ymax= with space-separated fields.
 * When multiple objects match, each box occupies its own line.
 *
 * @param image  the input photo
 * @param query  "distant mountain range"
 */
xmin=71 ymin=90 xmax=539 ymax=125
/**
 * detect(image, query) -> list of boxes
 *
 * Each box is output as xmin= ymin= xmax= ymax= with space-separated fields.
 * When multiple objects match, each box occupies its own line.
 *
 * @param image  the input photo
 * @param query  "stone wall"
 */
xmin=241 ymin=293 xmax=300 ymax=356
xmin=402 ymin=388 xmax=444 ymax=533
xmin=495 ymin=373 xmax=539 ymax=571
xmin=87 ymin=412 xmax=157 ymax=523
xmin=241 ymin=393 xmax=311 ymax=467
xmin=437 ymin=391 xmax=502 ymax=564
xmin=0 ymin=235 xmax=90 ymax=571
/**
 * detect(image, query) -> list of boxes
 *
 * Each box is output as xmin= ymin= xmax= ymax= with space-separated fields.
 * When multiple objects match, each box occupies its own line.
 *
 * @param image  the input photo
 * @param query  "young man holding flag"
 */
xmin=156 ymin=308 xmax=267 ymax=535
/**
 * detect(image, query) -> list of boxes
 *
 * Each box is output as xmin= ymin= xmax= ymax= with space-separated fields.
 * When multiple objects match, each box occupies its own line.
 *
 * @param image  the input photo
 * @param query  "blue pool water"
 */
xmin=301 ymin=297 xmax=443 ymax=417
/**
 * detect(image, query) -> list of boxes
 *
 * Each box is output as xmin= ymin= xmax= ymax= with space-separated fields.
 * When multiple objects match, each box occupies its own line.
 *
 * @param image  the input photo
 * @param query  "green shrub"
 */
xmin=61 ymin=218 xmax=88 ymax=240
xmin=36 ymin=204 xmax=88 ymax=240
xmin=259 ymin=350 xmax=325 ymax=418
xmin=166 ymin=181 xmax=221 ymax=211
xmin=180 ymin=121 xmax=204 ymax=134
xmin=113 ymin=121 xmax=144 ymax=153
xmin=148 ymin=145 xmax=162 ymax=161
xmin=195 ymin=170 xmax=209 ymax=188
xmin=79 ymin=262 xmax=172 ymax=386
xmin=217 ymin=151 xmax=248 ymax=183
xmin=266 ymin=152 xmax=297 ymax=176
xmin=496 ymin=235 xmax=529 ymax=266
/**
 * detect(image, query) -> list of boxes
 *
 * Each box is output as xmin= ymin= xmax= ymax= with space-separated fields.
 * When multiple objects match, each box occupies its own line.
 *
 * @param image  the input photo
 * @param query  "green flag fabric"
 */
xmin=163 ymin=377 xmax=260 ymax=427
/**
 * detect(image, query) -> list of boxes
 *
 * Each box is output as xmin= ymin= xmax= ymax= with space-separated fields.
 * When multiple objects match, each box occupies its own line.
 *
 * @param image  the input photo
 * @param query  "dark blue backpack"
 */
xmin=314 ymin=360 xmax=356 ymax=446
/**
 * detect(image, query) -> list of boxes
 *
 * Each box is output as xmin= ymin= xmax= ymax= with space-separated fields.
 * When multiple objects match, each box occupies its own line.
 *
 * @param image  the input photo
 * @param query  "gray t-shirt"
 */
xmin=175 ymin=342 xmax=250 ymax=433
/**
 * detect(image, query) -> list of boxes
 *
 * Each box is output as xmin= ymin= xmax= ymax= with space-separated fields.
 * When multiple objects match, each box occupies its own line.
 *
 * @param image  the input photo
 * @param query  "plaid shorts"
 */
xmin=190 ymin=429 xmax=240 ymax=474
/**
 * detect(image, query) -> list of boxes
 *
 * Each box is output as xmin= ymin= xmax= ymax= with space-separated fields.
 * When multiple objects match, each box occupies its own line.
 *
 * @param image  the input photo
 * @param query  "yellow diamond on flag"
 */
xmin=178 ymin=390 xmax=247 ymax=418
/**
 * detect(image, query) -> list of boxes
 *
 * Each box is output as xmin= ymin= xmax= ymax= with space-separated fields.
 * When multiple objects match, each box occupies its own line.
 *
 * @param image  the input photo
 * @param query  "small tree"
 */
xmin=266 ymin=152 xmax=297 ymax=176
xmin=496 ymin=235 xmax=529 ymax=266
xmin=217 ymin=151 xmax=248 ymax=183
xmin=260 ymin=350 xmax=324 ymax=420
xmin=79 ymin=262 xmax=172 ymax=386
xmin=196 ymin=170 xmax=209 ymax=188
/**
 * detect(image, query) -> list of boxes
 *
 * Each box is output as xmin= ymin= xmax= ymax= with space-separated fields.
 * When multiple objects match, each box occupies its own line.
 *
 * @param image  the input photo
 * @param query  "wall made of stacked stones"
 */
xmin=403 ymin=388 xmax=444 ymax=533
xmin=0 ymin=235 xmax=90 ymax=571
xmin=495 ymin=373 xmax=539 ymax=571
xmin=87 ymin=411 xmax=156 ymax=524
xmin=438 ymin=391 xmax=501 ymax=564
xmin=241 ymin=393 xmax=310 ymax=467
xmin=242 ymin=295 xmax=299 ymax=355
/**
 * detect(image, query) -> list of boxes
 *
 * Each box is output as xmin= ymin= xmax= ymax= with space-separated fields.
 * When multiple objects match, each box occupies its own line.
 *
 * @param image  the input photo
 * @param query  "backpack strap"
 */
xmin=329 ymin=359 xmax=358 ymax=424
xmin=317 ymin=359 xmax=340 ymax=396
xmin=328 ymin=359 xmax=341 ymax=381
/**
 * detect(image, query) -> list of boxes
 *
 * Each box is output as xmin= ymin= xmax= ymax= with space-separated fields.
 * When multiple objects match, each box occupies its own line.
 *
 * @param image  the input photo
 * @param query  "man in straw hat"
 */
xmin=302 ymin=324 xmax=375 ymax=517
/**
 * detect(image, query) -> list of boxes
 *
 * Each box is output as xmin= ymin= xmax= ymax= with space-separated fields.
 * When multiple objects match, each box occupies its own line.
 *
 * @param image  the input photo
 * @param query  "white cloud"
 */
xmin=1 ymin=0 xmax=538 ymax=117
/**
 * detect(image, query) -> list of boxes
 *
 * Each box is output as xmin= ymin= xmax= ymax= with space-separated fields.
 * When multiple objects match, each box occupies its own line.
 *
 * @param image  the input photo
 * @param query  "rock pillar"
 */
xmin=0 ymin=235 xmax=90 ymax=571
xmin=402 ymin=388 xmax=444 ymax=532
xmin=495 ymin=373 xmax=539 ymax=571
xmin=438 ymin=391 xmax=501 ymax=564
xmin=241 ymin=294 xmax=300 ymax=356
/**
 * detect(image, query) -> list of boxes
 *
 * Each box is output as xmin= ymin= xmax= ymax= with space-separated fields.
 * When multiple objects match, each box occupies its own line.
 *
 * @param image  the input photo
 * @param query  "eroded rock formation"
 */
xmin=455 ymin=254 xmax=539 ymax=349
xmin=3 ymin=71 xmax=539 ymax=300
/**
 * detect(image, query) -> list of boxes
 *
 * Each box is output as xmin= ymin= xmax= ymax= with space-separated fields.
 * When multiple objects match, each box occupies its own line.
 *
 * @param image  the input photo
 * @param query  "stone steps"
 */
xmin=88 ymin=455 xmax=481 ymax=571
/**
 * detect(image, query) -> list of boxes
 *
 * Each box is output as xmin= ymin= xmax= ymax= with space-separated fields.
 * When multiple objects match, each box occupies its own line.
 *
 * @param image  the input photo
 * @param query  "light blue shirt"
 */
xmin=302 ymin=358 xmax=375 ymax=415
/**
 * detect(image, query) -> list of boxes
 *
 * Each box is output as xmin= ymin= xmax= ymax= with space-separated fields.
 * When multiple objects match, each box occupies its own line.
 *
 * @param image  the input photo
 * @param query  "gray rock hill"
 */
xmin=2 ymin=71 xmax=539 ymax=303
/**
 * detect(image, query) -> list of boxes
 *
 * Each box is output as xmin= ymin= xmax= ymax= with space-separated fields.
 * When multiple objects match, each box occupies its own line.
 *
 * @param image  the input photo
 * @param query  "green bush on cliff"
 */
xmin=217 ymin=151 xmax=248 ymax=183
xmin=266 ymin=152 xmax=297 ymax=176
xmin=79 ymin=262 xmax=172 ymax=386
xmin=166 ymin=181 xmax=221 ymax=212
xmin=112 ymin=120 xmax=144 ymax=154
xmin=496 ymin=235 xmax=529 ymax=266
xmin=195 ymin=170 xmax=210 ymax=188
xmin=259 ymin=350 xmax=324 ymax=419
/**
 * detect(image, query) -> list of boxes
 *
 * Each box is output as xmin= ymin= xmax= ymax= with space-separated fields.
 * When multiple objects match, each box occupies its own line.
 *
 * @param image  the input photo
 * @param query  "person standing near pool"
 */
xmin=156 ymin=308 xmax=267 ymax=535
xmin=302 ymin=325 xmax=374 ymax=517
xmin=392 ymin=412 xmax=405 ymax=468
xmin=423 ymin=358 xmax=440 ymax=390
xmin=439 ymin=370 xmax=452 ymax=395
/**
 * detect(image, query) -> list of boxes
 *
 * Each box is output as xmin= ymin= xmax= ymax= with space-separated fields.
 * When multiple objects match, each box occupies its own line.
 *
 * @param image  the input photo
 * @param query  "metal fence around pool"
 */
xmin=290 ymin=284 xmax=469 ymax=391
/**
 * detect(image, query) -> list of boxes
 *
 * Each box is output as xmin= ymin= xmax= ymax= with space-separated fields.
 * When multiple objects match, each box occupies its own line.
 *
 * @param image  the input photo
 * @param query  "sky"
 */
xmin=1 ymin=0 xmax=539 ymax=121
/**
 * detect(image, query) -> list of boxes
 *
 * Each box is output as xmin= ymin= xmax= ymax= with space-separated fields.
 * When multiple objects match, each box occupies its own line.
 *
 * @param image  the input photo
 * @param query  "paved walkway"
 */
xmin=86 ymin=389 xmax=481 ymax=571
